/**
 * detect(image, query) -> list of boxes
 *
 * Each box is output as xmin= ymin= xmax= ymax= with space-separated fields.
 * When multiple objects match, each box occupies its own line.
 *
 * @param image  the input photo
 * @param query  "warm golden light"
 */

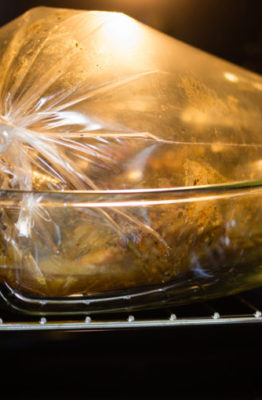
xmin=182 ymin=108 xmax=207 ymax=124
xmin=253 ymin=159 xmax=262 ymax=170
xmin=211 ymin=143 xmax=225 ymax=153
xmin=253 ymin=82 xmax=262 ymax=91
xmin=224 ymin=72 xmax=239 ymax=83
xmin=102 ymin=13 xmax=142 ymax=52
xmin=127 ymin=169 xmax=143 ymax=181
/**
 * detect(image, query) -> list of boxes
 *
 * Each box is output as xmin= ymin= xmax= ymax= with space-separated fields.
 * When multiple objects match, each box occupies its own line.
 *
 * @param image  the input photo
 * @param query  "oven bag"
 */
xmin=0 ymin=7 xmax=262 ymax=314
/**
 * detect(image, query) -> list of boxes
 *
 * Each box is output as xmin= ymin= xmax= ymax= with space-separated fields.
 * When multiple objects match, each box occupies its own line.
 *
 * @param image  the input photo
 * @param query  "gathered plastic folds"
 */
xmin=1 ymin=7 xmax=262 ymax=314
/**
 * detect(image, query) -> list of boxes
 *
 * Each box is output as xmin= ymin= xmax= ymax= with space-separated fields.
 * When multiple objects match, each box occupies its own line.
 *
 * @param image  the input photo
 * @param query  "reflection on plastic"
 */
xmin=102 ymin=13 xmax=142 ymax=52
xmin=224 ymin=72 xmax=239 ymax=83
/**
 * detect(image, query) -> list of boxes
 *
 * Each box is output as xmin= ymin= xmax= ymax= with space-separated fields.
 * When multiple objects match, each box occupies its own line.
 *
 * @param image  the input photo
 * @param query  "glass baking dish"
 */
xmin=1 ymin=180 xmax=262 ymax=315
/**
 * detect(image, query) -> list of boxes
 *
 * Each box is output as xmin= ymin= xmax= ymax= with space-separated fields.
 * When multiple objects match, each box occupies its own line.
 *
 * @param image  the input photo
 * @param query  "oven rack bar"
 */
xmin=0 ymin=313 xmax=262 ymax=331
xmin=0 ymin=291 xmax=262 ymax=331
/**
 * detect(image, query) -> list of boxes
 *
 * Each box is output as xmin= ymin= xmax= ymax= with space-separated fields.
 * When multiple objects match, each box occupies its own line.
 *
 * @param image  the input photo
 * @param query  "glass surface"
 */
xmin=0 ymin=8 xmax=262 ymax=313
xmin=1 ymin=183 xmax=262 ymax=314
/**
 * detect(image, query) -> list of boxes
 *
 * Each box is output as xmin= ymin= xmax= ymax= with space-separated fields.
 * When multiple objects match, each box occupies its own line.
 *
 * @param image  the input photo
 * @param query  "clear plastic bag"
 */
xmin=0 ymin=7 xmax=262 ymax=314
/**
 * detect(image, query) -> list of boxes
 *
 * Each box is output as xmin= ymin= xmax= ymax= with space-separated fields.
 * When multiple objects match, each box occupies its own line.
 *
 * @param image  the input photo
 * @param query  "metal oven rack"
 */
xmin=0 ymin=287 xmax=262 ymax=331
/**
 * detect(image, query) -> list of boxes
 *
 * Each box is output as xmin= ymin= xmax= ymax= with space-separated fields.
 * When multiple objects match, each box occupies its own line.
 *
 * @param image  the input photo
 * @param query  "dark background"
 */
xmin=1 ymin=1 xmax=262 ymax=399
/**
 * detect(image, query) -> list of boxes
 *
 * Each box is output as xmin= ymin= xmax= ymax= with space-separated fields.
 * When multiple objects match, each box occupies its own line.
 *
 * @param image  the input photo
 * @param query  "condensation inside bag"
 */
xmin=0 ymin=7 xmax=262 ymax=305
